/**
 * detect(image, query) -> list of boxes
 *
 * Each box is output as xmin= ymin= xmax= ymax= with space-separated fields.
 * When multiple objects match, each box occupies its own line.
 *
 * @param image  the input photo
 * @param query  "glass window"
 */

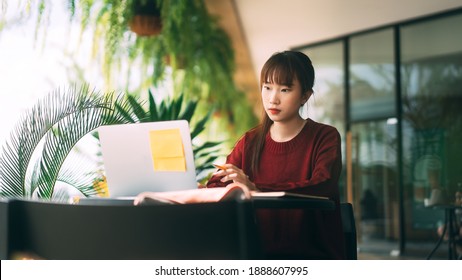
xmin=297 ymin=10 xmax=462 ymax=257
xmin=351 ymin=120 xmax=399 ymax=252
xmin=350 ymin=29 xmax=396 ymax=121
xmin=401 ymin=13 xmax=462 ymax=240
xmin=349 ymin=29 xmax=399 ymax=252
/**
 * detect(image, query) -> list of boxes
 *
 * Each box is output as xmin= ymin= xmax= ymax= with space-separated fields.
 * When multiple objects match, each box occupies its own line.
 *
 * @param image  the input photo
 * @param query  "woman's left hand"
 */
xmin=214 ymin=164 xmax=258 ymax=191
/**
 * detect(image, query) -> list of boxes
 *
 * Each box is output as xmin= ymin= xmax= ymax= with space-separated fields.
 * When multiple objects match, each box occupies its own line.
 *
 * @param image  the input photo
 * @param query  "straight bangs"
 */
xmin=260 ymin=57 xmax=297 ymax=88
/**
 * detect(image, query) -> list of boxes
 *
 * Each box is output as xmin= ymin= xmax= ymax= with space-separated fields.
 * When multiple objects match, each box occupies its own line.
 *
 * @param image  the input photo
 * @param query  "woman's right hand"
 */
xmin=213 ymin=164 xmax=258 ymax=191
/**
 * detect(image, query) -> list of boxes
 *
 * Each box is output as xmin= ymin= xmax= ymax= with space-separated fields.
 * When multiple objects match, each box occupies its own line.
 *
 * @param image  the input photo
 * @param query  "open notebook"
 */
xmin=96 ymin=120 xmax=198 ymax=199
xmin=250 ymin=191 xmax=329 ymax=200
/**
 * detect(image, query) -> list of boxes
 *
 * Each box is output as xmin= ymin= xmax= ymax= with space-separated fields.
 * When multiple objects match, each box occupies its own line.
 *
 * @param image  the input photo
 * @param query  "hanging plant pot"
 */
xmin=129 ymin=15 xmax=162 ymax=36
xmin=129 ymin=0 xmax=162 ymax=36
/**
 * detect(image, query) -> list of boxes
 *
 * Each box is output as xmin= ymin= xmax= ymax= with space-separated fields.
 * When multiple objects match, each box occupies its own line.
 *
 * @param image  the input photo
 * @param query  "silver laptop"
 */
xmin=97 ymin=120 xmax=197 ymax=198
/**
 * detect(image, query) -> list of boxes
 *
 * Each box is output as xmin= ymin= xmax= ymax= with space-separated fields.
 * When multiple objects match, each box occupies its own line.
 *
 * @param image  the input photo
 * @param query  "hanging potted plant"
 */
xmin=129 ymin=0 xmax=162 ymax=36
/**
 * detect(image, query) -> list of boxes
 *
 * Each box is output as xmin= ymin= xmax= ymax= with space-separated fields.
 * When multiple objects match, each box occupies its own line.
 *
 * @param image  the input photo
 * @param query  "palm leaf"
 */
xmin=193 ymin=141 xmax=222 ymax=156
xmin=148 ymin=89 xmax=159 ymax=121
xmin=127 ymin=95 xmax=148 ymax=122
xmin=158 ymin=99 xmax=169 ymax=121
xmin=170 ymin=94 xmax=183 ymax=119
xmin=178 ymin=99 xmax=197 ymax=122
xmin=190 ymin=111 xmax=212 ymax=140
xmin=55 ymin=154 xmax=103 ymax=198
xmin=34 ymin=106 xmax=107 ymax=198
xmin=114 ymin=102 xmax=136 ymax=123
xmin=1 ymin=85 xmax=95 ymax=198
xmin=0 ymin=84 xmax=135 ymax=200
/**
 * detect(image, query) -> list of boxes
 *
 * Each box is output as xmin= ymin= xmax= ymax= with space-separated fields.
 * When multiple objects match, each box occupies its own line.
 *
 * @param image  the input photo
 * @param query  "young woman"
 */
xmin=206 ymin=50 xmax=345 ymax=259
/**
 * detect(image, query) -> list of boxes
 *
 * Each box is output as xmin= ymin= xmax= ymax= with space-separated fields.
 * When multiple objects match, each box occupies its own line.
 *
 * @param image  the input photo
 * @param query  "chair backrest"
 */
xmin=1 ymin=199 xmax=261 ymax=260
xmin=340 ymin=202 xmax=357 ymax=260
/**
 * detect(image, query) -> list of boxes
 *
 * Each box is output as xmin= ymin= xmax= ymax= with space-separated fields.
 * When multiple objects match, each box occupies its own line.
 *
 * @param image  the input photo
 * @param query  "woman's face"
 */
xmin=261 ymin=78 xmax=309 ymax=123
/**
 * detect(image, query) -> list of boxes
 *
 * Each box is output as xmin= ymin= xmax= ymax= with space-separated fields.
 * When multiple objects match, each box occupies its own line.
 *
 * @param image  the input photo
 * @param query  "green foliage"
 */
xmin=0 ymin=0 xmax=258 ymax=138
xmin=0 ymin=84 xmax=132 ymax=200
xmin=86 ymin=0 xmax=256 ymax=133
xmin=113 ymin=90 xmax=224 ymax=180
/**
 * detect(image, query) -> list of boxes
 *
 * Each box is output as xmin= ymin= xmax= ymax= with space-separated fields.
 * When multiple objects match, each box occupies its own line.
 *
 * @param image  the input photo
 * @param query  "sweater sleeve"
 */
xmin=257 ymin=129 xmax=342 ymax=199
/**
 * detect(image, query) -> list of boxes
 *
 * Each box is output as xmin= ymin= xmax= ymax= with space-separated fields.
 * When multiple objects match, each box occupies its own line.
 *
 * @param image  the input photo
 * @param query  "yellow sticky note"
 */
xmin=149 ymin=128 xmax=186 ymax=172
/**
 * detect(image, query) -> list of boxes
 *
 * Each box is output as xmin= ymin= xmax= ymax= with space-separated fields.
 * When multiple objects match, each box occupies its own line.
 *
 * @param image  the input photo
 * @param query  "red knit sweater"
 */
xmin=207 ymin=118 xmax=345 ymax=259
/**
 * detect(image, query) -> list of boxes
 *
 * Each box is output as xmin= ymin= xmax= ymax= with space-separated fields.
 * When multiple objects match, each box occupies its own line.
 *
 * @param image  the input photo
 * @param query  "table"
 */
xmin=77 ymin=195 xmax=335 ymax=209
xmin=251 ymin=196 xmax=335 ymax=210
xmin=0 ymin=196 xmax=335 ymax=260
xmin=426 ymin=204 xmax=462 ymax=260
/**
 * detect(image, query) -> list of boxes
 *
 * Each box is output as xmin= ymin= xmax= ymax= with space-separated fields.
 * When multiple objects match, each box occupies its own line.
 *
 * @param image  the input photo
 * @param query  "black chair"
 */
xmin=1 ymin=199 xmax=261 ymax=260
xmin=340 ymin=202 xmax=357 ymax=260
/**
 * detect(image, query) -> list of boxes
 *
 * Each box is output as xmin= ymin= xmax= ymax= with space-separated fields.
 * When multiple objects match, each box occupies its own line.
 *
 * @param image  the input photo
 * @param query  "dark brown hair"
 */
xmin=247 ymin=51 xmax=315 ymax=176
